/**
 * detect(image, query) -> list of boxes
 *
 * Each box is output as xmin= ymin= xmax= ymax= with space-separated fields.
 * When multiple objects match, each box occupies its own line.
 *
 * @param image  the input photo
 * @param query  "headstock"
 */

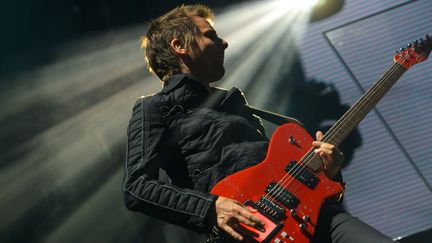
xmin=393 ymin=34 xmax=432 ymax=69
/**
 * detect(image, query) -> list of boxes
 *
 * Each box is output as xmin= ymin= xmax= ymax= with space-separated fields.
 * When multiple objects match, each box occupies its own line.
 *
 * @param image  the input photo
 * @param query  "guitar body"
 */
xmin=211 ymin=124 xmax=344 ymax=243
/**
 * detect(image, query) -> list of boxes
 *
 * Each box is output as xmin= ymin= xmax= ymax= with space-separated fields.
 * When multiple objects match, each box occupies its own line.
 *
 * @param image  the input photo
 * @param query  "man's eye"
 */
xmin=206 ymin=32 xmax=218 ymax=39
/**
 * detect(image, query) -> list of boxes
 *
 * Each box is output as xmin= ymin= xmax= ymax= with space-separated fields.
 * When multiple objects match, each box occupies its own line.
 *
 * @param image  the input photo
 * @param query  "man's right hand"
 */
xmin=214 ymin=196 xmax=265 ymax=241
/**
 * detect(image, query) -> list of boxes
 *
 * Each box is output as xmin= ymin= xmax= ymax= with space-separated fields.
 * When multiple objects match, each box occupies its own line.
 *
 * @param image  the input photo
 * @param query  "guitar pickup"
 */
xmin=285 ymin=161 xmax=319 ymax=189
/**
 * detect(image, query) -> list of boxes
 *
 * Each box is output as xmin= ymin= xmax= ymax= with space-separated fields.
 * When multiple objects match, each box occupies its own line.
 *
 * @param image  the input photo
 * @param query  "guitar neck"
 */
xmin=324 ymin=63 xmax=407 ymax=146
xmin=301 ymin=35 xmax=431 ymax=171
xmin=306 ymin=63 xmax=407 ymax=171
xmin=323 ymin=35 xmax=432 ymax=149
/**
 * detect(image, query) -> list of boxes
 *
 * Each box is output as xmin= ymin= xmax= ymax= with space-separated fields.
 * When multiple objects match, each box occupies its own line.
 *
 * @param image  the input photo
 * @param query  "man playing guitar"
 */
xmin=122 ymin=4 xmax=406 ymax=243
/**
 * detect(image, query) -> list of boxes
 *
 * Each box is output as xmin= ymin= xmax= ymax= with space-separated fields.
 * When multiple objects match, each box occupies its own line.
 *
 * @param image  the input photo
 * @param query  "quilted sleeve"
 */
xmin=122 ymin=97 xmax=217 ymax=233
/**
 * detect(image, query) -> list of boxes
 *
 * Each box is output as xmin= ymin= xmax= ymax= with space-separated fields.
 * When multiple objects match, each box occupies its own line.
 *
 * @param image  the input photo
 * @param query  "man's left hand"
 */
xmin=312 ymin=131 xmax=344 ymax=179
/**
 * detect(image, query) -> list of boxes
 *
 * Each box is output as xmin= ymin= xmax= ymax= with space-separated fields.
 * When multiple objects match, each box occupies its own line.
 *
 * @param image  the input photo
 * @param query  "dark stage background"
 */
xmin=1 ymin=0 xmax=431 ymax=242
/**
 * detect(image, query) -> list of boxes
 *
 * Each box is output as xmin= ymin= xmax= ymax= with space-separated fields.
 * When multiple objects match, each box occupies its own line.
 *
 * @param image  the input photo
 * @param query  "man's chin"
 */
xmin=212 ymin=68 xmax=225 ymax=82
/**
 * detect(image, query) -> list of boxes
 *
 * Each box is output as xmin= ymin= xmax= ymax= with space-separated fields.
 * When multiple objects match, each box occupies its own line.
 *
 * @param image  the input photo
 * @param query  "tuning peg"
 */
xmin=407 ymin=43 xmax=412 ymax=48
xmin=413 ymin=39 xmax=419 ymax=44
xmin=394 ymin=50 xmax=399 ymax=55
xmin=399 ymin=47 xmax=405 ymax=51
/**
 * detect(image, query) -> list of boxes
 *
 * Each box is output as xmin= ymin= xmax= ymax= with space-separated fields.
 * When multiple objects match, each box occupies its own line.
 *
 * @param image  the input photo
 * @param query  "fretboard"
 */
xmin=306 ymin=63 xmax=407 ymax=171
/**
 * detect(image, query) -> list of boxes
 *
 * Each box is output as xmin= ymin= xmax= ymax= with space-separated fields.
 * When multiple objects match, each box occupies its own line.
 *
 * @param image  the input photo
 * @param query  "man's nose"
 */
xmin=222 ymin=38 xmax=228 ymax=49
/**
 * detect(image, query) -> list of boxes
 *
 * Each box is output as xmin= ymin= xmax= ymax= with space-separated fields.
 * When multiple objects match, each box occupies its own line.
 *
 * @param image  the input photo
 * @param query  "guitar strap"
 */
xmin=245 ymin=104 xmax=304 ymax=127
xmin=220 ymin=87 xmax=304 ymax=127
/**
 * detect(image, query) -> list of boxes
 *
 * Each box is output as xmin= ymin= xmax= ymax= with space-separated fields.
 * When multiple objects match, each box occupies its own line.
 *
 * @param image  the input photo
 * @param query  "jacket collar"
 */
xmin=161 ymin=73 xmax=210 ymax=94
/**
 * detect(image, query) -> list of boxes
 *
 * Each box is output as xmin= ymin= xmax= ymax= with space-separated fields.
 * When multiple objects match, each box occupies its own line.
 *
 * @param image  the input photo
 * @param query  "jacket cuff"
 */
xmin=202 ymin=194 xmax=219 ymax=232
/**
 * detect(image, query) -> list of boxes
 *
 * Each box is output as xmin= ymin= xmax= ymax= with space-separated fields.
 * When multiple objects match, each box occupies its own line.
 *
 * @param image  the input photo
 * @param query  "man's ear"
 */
xmin=170 ymin=38 xmax=187 ymax=55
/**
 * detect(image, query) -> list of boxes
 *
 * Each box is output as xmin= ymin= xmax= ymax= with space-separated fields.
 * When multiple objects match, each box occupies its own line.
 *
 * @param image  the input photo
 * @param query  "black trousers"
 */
xmin=311 ymin=204 xmax=396 ymax=243
xmin=207 ymin=204 xmax=396 ymax=243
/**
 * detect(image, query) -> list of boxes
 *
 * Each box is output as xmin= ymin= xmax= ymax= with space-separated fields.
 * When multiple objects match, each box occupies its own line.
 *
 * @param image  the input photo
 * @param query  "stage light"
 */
xmin=276 ymin=0 xmax=321 ymax=10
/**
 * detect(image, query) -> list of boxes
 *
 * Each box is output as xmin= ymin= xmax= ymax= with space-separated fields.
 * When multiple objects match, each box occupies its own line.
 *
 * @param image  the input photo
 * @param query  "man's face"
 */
xmin=189 ymin=16 xmax=228 ymax=83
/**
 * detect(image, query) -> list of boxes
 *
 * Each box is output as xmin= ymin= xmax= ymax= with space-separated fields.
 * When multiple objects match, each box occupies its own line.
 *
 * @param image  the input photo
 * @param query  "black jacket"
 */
xmin=123 ymin=74 xmax=269 ymax=233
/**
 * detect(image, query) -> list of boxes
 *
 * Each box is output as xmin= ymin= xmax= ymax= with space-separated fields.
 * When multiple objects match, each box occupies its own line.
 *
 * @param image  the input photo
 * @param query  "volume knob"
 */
xmin=299 ymin=223 xmax=307 ymax=231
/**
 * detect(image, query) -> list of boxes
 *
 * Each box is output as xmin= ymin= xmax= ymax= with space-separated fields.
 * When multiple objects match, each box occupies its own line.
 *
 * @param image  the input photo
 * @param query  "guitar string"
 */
xmin=266 ymin=41 xmax=429 ymax=207
xmin=265 ymin=60 xmax=404 ymax=200
xmin=262 ymin=46 xmax=420 ymax=209
xmin=293 ymin=44 xmax=426 ymax=184
xmin=264 ymin=60 xmax=406 ymax=210
xmin=276 ymin=60 xmax=408 ymax=202
xmin=283 ymin=60 xmax=407 ymax=204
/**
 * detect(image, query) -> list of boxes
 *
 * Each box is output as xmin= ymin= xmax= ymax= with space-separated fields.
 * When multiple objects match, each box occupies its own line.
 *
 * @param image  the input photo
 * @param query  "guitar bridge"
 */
xmin=265 ymin=182 xmax=300 ymax=209
xmin=255 ymin=197 xmax=286 ymax=221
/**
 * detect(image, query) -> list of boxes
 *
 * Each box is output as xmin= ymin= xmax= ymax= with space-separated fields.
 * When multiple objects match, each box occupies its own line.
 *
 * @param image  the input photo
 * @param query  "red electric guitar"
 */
xmin=211 ymin=35 xmax=432 ymax=243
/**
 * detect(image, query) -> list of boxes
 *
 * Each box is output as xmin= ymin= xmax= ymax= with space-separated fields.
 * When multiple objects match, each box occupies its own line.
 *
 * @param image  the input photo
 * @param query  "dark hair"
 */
xmin=141 ymin=4 xmax=214 ymax=82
